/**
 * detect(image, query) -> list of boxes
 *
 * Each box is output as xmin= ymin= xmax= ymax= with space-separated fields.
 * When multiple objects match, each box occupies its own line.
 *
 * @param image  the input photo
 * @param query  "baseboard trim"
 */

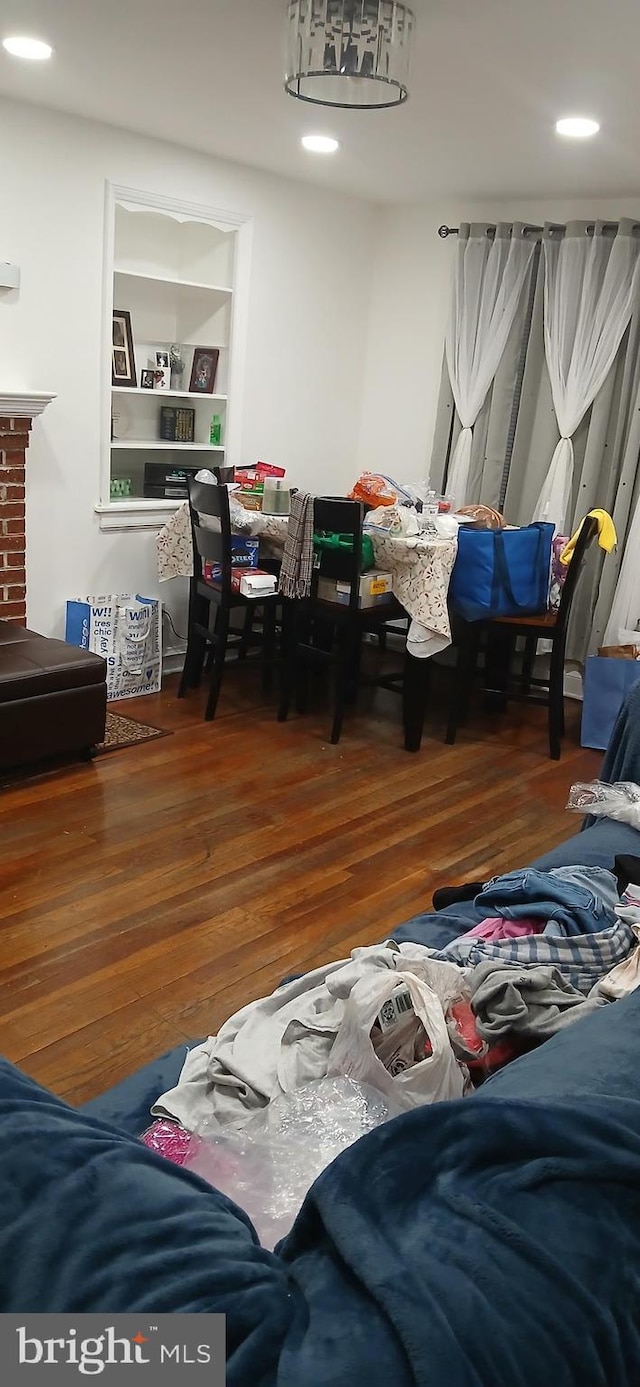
xmin=564 ymin=668 xmax=583 ymax=702
xmin=163 ymin=646 xmax=187 ymax=675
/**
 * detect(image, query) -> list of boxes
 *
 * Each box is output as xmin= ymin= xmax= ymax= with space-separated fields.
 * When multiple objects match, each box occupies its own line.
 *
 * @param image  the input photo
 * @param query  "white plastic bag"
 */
xmin=567 ymin=780 xmax=640 ymax=828
xmin=184 ymin=1076 xmax=402 ymax=1249
xmin=328 ymin=970 xmax=466 ymax=1109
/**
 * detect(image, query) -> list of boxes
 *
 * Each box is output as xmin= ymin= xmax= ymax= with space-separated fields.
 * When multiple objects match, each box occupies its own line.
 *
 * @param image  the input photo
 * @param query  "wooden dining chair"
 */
xmin=445 ymin=516 xmax=599 ymax=759
xmin=277 ymin=497 xmax=409 ymax=745
xmin=178 ymin=476 xmax=279 ymax=721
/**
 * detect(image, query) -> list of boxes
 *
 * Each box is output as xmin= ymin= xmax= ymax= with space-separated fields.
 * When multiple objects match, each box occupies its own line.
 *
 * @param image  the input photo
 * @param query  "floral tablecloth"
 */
xmin=156 ymin=503 xmax=457 ymax=657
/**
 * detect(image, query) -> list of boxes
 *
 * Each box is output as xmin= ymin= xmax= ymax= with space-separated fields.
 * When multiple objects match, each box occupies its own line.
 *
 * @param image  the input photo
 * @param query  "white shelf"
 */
xmin=111 ymin=386 xmax=227 ymax=402
xmin=150 ymin=339 xmax=227 ymax=351
xmin=95 ymin=499 xmax=181 ymax=533
xmin=111 ymin=439 xmax=225 ymax=451
xmin=114 ymin=268 xmax=233 ymax=295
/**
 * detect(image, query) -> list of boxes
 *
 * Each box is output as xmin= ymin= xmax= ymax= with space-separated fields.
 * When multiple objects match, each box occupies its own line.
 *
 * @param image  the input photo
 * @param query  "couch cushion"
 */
xmin=0 ymin=634 xmax=105 ymax=703
xmin=0 ymin=1059 xmax=296 ymax=1381
xmin=0 ymin=622 xmax=36 ymax=645
xmin=532 ymin=818 xmax=640 ymax=871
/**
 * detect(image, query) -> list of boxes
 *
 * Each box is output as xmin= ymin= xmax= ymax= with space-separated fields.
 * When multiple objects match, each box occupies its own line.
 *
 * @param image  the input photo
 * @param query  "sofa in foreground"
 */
xmin=3 ymin=688 xmax=640 ymax=1386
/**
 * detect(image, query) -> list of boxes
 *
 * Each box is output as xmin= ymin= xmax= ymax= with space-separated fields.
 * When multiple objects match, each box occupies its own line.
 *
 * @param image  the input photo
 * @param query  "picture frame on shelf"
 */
xmin=156 ymin=350 xmax=170 ymax=369
xmin=140 ymin=369 xmax=155 ymax=390
xmin=153 ymin=367 xmax=171 ymax=390
xmin=189 ymin=346 xmax=220 ymax=394
xmin=112 ymin=310 xmax=136 ymax=388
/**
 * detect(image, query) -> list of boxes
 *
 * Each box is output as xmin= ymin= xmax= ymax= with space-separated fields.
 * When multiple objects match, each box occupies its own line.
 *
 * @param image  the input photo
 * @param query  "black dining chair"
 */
xmin=277 ymin=497 xmax=410 ymax=745
xmin=445 ymin=515 xmax=599 ymax=759
xmin=178 ymin=476 xmax=279 ymax=721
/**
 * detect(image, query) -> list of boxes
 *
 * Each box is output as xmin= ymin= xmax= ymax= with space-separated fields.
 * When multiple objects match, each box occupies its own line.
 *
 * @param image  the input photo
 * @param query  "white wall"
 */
xmin=357 ymin=194 xmax=640 ymax=487
xmin=0 ymin=97 xmax=376 ymax=640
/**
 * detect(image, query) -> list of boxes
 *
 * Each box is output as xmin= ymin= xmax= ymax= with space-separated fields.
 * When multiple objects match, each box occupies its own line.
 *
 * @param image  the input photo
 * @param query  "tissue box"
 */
xmin=317 ymin=571 xmax=393 ymax=608
xmin=239 ymin=570 xmax=278 ymax=598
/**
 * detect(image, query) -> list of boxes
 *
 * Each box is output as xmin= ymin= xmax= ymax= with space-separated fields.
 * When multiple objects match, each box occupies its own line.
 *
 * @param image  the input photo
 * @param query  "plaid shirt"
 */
xmin=438 ymin=918 xmax=637 ymax=995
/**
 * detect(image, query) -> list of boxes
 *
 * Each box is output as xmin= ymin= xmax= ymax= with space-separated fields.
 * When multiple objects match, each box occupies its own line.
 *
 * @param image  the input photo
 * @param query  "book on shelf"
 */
xmin=159 ymin=405 xmax=195 ymax=443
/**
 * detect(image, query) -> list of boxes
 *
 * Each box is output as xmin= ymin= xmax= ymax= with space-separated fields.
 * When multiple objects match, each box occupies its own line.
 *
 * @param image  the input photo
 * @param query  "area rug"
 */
xmin=95 ymin=711 xmax=172 ymax=756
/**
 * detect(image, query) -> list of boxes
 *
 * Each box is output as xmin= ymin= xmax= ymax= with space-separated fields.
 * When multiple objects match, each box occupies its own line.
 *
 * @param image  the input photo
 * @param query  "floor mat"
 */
xmin=96 ymin=711 xmax=172 ymax=755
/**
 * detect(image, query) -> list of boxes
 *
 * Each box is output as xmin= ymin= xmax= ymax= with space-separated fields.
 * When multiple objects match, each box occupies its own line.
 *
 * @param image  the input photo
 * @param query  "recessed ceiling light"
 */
xmin=301 ymin=134 xmax=340 ymax=154
xmin=2 ymin=35 xmax=53 ymax=61
xmin=555 ymin=116 xmax=600 ymax=138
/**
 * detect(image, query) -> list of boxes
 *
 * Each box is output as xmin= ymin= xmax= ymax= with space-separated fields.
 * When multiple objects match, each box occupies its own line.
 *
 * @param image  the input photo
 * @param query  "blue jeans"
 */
xmin=475 ymin=867 xmax=618 ymax=937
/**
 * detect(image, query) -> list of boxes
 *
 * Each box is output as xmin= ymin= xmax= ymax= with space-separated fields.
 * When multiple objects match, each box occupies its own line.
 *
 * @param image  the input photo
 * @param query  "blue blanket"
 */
xmin=4 ymin=990 xmax=640 ymax=1384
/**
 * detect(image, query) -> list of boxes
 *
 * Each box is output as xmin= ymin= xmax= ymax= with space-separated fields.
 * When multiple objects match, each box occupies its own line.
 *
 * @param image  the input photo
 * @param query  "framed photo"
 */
xmin=189 ymin=346 xmax=220 ymax=395
xmin=156 ymin=350 xmax=170 ymax=369
xmin=140 ymin=369 xmax=155 ymax=390
xmin=111 ymin=310 xmax=136 ymax=387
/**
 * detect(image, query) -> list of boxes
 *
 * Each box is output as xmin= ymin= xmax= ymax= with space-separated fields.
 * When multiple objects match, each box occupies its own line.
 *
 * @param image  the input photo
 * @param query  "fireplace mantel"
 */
xmin=0 ymin=391 xmax=56 ymax=418
xmin=0 ymin=393 xmax=56 ymax=623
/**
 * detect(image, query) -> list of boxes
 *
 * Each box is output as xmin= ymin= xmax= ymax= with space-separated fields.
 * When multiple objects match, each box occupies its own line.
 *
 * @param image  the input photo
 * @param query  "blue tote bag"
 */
xmin=581 ymin=655 xmax=640 ymax=751
xmin=449 ymin=522 xmax=554 ymax=622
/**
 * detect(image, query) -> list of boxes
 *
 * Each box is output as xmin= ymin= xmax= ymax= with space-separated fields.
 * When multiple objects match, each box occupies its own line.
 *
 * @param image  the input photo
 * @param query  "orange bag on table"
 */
xmin=349 ymin=472 xmax=397 ymax=507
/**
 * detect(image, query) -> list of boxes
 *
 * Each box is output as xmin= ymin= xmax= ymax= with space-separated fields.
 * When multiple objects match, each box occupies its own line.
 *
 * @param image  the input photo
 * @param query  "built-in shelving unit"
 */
xmin=100 ymin=185 xmax=252 ymax=523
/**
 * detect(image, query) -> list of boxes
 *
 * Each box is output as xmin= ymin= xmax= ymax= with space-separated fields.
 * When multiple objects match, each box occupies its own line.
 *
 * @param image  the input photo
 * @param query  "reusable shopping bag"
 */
xmin=65 ymin=594 xmax=162 ymax=700
xmin=449 ymin=522 xmax=554 ymax=621
xmin=581 ymin=654 xmax=640 ymax=751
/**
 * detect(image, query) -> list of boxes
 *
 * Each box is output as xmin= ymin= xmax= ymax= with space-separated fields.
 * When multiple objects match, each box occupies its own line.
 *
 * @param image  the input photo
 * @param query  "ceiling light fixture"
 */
xmin=2 ymin=35 xmax=53 ymax=61
xmin=555 ymin=116 xmax=600 ymax=138
xmin=302 ymin=133 xmax=340 ymax=152
xmin=285 ymin=0 xmax=414 ymax=110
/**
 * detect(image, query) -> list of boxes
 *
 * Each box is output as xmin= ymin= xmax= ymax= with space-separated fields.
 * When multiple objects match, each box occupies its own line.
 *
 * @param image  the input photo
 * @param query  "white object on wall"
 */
xmin=0 ymin=263 xmax=20 ymax=290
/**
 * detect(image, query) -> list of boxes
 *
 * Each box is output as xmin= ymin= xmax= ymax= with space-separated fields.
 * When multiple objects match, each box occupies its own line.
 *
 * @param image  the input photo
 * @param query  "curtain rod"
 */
xmin=438 ymin=221 xmax=640 ymax=239
xmin=438 ymin=224 xmax=542 ymax=239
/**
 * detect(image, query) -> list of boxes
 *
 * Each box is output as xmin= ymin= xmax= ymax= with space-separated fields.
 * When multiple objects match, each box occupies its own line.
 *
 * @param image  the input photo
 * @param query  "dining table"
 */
xmin=156 ymin=499 xmax=459 ymax=749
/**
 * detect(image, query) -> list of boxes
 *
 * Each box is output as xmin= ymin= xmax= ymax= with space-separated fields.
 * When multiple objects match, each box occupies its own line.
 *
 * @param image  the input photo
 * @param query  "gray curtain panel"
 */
xmin=431 ymin=219 xmax=640 ymax=658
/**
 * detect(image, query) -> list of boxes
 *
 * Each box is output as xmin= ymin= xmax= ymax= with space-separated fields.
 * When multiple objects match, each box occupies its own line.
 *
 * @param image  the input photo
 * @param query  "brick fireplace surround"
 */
xmin=0 ymin=394 xmax=55 ymax=624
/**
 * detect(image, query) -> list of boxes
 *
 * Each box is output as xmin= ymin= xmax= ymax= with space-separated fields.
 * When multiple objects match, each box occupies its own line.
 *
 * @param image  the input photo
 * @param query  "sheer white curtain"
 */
xmin=533 ymin=220 xmax=640 ymax=530
xmin=445 ymin=223 xmax=536 ymax=511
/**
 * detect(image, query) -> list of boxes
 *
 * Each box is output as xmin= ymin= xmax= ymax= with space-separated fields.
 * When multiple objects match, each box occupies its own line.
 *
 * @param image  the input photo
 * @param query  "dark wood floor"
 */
xmin=0 ymin=663 xmax=600 ymax=1105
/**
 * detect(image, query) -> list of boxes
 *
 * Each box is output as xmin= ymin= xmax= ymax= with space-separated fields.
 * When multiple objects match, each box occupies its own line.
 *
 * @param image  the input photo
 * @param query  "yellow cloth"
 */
xmin=560 ymin=509 xmax=617 ymax=566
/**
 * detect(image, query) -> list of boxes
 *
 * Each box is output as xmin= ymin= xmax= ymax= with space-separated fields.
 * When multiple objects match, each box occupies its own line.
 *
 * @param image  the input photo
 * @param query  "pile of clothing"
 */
xmin=141 ymin=858 xmax=640 ymax=1238
xmin=148 ymin=859 xmax=640 ymax=1145
xmin=427 ymin=865 xmax=640 ymax=1079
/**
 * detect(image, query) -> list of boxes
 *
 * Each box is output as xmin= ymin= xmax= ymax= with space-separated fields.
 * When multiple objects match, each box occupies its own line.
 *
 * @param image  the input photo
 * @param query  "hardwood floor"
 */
xmin=0 ymin=665 xmax=600 ymax=1105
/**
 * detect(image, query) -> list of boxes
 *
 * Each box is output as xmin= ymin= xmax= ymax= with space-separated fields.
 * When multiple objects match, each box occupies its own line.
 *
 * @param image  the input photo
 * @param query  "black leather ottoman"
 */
xmin=0 ymin=621 xmax=107 ymax=768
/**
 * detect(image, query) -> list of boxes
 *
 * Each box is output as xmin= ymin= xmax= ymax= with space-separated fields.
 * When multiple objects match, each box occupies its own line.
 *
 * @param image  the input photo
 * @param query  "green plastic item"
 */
xmin=110 ymin=477 xmax=133 ymax=499
xmin=313 ymin=532 xmax=375 ymax=570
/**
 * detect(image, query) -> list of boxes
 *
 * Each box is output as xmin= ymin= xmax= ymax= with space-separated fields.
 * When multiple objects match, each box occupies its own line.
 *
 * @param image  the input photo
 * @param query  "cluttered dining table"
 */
xmin=156 ymin=467 xmax=461 ymax=661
